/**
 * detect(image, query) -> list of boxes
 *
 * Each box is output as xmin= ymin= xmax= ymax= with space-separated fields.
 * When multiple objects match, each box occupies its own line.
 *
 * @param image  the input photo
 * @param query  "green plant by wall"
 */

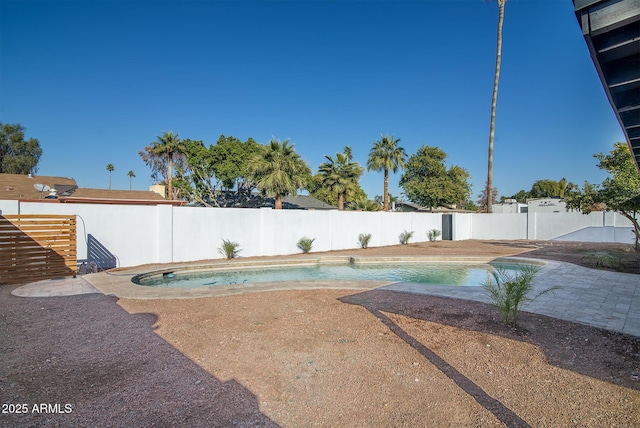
xmin=483 ymin=264 xmax=556 ymax=328
xmin=427 ymin=229 xmax=441 ymax=242
xmin=399 ymin=230 xmax=414 ymax=245
xmin=297 ymin=237 xmax=315 ymax=254
xmin=218 ymin=239 xmax=241 ymax=259
xmin=358 ymin=233 xmax=372 ymax=249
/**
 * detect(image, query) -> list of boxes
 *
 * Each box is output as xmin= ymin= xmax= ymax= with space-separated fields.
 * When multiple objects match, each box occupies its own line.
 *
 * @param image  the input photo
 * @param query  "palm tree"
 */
xmin=349 ymin=197 xmax=382 ymax=212
xmin=248 ymin=138 xmax=311 ymax=209
xmin=486 ymin=0 xmax=507 ymax=214
xmin=127 ymin=170 xmax=135 ymax=191
xmin=367 ymin=134 xmax=406 ymax=211
xmin=106 ymin=164 xmax=115 ymax=190
xmin=146 ymin=131 xmax=184 ymax=200
xmin=318 ymin=147 xmax=364 ymax=210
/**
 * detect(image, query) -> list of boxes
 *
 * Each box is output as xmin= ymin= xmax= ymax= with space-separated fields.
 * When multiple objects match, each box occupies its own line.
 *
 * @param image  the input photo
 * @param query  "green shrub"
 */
xmin=582 ymin=251 xmax=622 ymax=271
xmin=218 ymin=239 xmax=241 ymax=259
xmin=483 ymin=264 xmax=555 ymax=328
xmin=297 ymin=237 xmax=315 ymax=254
xmin=399 ymin=230 xmax=414 ymax=245
xmin=427 ymin=229 xmax=441 ymax=242
xmin=358 ymin=233 xmax=372 ymax=249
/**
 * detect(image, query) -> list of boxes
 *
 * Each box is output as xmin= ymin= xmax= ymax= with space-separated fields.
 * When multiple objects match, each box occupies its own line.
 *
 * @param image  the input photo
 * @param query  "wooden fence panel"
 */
xmin=0 ymin=214 xmax=77 ymax=285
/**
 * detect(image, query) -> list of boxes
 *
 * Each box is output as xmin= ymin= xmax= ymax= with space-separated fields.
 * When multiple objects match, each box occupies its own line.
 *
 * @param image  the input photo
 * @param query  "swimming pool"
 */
xmin=133 ymin=259 xmax=530 ymax=288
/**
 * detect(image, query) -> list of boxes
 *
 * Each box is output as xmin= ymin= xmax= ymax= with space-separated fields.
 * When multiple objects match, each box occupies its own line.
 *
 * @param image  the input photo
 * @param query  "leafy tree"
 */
xmin=504 ymin=178 xmax=577 ymax=202
xmin=173 ymin=136 xmax=264 ymax=207
xmin=210 ymin=135 xmax=262 ymax=190
xmin=106 ymin=164 xmax=115 ymax=189
xmin=566 ymin=142 xmax=640 ymax=251
xmin=177 ymin=138 xmax=216 ymax=205
xmin=127 ymin=170 xmax=135 ymax=191
xmin=139 ymin=131 xmax=185 ymax=200
xmin=0 ymin=122 xmax=42 ymax=174
xmin=529 ymin=178 xmax=576 ymax=198
xmin=502 ymin=189 xmax=529 ymax=203
xmin=477 ymin=183 xmax=499 ymax=213
xmin=247 ymin=138 xmax=311 ymax=209
xmin=318 ymin=147 xmax=364 ymax=210
xmin=367 ymin=134 xmax=406 ymax=211
xmin=399 ymin=145 xmax=471 ymax=211
xmin=486 ymin=0 xmax=508 ymax=213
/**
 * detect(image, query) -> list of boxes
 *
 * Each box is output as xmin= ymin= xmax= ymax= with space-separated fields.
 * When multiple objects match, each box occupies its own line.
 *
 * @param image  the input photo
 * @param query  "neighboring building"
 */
xmin=0 ymin=173 xmax=78 ymax=200
xmin=0 ymin=173 xmax=181 ymax=206
xmin=149 ymin=184 xmax=167 ymax=198
xmin=492 ymin=199 xmax=527 ymax=214
xmin=280 ymin=195 xmax=336 ymax=210
xmin=527 ymin=197 xmax=567 ymax=213
xmin=58 ymin=188 xmax=181 ymax=205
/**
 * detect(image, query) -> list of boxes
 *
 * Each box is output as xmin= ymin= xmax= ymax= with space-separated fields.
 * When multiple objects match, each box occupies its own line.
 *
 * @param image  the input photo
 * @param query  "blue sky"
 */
xmin=0 ymin=0 xmax=625 ymax=202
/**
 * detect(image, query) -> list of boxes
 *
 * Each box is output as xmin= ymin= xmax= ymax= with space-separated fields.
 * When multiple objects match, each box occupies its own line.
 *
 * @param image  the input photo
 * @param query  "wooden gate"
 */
xmin=0 ymin=214 xmax=77 ymax=285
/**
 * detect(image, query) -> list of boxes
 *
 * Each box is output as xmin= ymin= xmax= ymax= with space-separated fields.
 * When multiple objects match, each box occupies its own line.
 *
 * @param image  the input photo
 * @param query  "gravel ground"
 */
xmin=1 ymin=240 xmax=639 ymax=427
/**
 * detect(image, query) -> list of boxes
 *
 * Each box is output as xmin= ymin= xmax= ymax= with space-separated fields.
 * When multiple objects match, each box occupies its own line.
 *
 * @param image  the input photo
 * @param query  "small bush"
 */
xmin=358 ymin=233 xmax=372 ymax=249
xmin=427 ymin=229 xmax=441 ymax=242
xmin=582 ymin=251 xmax=622 ymax=271
xmin=399 ymin=230 xmax=414 ymax=245
xmin=483 ymin=264 xmax=556 ymax=328
xmin=297 ymin=237 xmax=315 ymax=254
xmin=218 ymin=239 xmax=241 ymax=259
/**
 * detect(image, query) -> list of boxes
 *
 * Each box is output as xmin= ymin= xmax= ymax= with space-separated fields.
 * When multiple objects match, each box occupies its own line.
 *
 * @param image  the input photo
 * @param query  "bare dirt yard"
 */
xmin=1 ymin=240 xmax=639 ymax=427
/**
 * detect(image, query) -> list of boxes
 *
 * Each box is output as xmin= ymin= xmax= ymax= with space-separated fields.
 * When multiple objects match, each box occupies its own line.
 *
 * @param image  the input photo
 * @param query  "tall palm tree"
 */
xmin=248 ymin=138 xmax=311 ymax=209
xmin=147 ymin=131 xmax=183 ymax=200
xmin=106 ymin=164 xmax=114 ymax=190
xmin=127 ymin=170 xmax=135 ymax=191
xmin=367 ymin=134 xmax=406 ymax=211
xmin=486 ymin=0 xmax=507 ymax=214
xmin=318 ymin=147 xmax=364 ymax=210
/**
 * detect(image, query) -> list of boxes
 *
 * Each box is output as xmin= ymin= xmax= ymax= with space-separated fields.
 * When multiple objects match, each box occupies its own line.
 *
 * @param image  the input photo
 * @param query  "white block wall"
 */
xmin=0 ymin=199 xmax=636 ymax=268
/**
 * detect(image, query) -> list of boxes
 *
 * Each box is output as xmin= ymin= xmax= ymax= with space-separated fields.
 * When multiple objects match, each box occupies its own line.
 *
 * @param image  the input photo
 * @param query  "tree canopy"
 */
xmin=175 ymin=135 xmax=262 ymax=206
xmin=0 ymin=122 xmax=42 ymax=175
xmin=504 ymin=178 xmax=577 ymax=202
xmin=399 ymin=145 xmax=471 ymax=211
xmin=247 ymin=139 xmax=311 ymax=209
xmin=316 ymin=147 xmax=364 ymax=210
xmin=367 ymin=134 xmax=406 ymax=211
xmin=139 ymin=131 xmax=186 ymax=200
xmin=565 ymin=142 xmax=640 ymax=251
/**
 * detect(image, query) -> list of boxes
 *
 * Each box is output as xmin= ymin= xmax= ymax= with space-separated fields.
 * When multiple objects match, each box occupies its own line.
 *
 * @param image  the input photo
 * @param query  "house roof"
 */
xmin=0 ymin=173 xmax=182 ymax=205
xmin=574 ymin=0 xmax=640 ymax=173
xmin=58 ymin=188 xmax=183 ymax=205
xmin=281 ymin=195 xmax=336 ymax=210
xmin=197 ymin=191 xmax=337 ymax=210
xmin=0 ymin=173 xmax=77 ymax=200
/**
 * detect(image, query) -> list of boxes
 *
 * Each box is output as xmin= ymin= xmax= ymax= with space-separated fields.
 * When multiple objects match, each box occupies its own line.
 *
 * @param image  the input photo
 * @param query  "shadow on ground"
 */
xmin=0 ymin=285 xmax=278 ymax=427
xmin=340 ymin=289 xmax=640 ymax=393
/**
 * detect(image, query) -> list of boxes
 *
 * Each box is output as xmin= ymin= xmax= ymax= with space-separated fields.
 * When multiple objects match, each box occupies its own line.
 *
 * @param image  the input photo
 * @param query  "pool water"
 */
xmin=135 ymin=262 xmax=524 ymax=288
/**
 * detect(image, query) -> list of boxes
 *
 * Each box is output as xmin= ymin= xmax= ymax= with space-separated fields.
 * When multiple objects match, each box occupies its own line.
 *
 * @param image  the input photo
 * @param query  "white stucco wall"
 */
xmin=471 ymin=213 xmax=528 ymax=240
xmin=0 ymin=199 xmax=636 ymax=268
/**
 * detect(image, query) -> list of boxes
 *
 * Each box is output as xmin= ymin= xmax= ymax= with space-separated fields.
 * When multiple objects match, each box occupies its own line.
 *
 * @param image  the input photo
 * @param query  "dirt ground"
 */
xmin=1 ymin=240 xmax=639 ymax=427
